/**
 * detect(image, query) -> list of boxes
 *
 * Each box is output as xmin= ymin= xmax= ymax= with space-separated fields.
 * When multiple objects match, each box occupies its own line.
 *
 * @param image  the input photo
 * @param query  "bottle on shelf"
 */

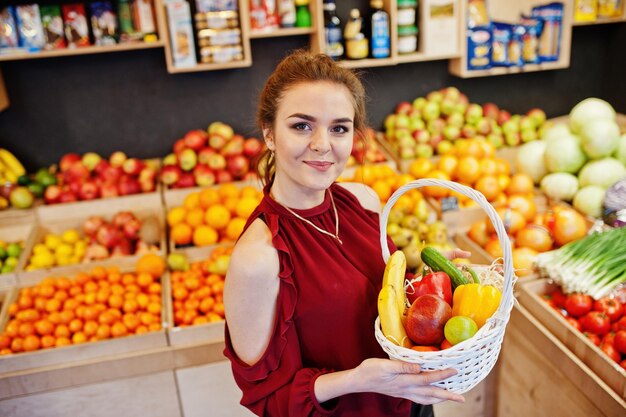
xmin=344 ymin=8 xmax=368 ymax=60
xmin=323 ymin=0 xmax=343 ymax=60
xmin=295 ymin=0 xmax=312 ymax=27
xmin=366 ymin=0 xmax=390 ymax=58
xmin=279 ymin=0 xmax=296 ymax=28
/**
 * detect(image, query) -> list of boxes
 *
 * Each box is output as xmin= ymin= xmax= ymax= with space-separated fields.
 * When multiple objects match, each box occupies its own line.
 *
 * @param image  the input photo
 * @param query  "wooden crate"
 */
xmin=162 ymin=180 xmax=262 ymax=256
xmin=518 ymin=278 xmax=626 ymax=399
xmin=498 ymin=304 xmax=626 ymax=416
xmin=0 ymin=206 xmax=36 ymax=224
xmin=0 ymin=222 xmax=35 ymax=288
xmin=0 ymin=259 xmax=169 ymax=374
xmin=19 ymin=192 xmax=166 ymax=284
xmin=165 ymin=247 xmax=229 ymax=346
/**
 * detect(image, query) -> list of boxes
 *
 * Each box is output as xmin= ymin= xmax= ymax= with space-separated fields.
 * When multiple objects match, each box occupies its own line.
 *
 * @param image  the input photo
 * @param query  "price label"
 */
xmin=440 ymin=197 xmax=459 ymax=212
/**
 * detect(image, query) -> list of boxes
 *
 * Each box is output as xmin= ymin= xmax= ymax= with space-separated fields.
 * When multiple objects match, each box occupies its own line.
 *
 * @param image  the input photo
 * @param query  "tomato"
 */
xmin=444 ymin=316 xmax=478 ymax=345
xmin=440 ymin=339 xmax=453 ymax=350
xmin=580 ymin=311 xmax=610 ymax=336
xmin=593 ymin=297 xmax=624 ymax=322
xmin=583 ymin=331 xmax=601 ymax=346
xmin=601 ymin=332 xmax=616 ymax=347
xmin=614 ymin=330 xmax=626 ymax=355
xmin=612 ymin=316 xmax=626 ymax=332
xmin=600 ymin=342 xmax=621 ymax=363
xmin=551 ymin=288 xmax=568 ymax=309
xmin=565 ymin=317 xmax=582 ymax=332
xmin=564 ymin=293 xmax=593 ymax=317
xmin=620 ymin=359 xmax=626 ymax=372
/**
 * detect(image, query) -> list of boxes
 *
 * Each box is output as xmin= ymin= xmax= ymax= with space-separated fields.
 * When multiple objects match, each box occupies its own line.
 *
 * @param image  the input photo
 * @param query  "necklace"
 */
xmin=271 ymin=189 xmax=343 ymax=245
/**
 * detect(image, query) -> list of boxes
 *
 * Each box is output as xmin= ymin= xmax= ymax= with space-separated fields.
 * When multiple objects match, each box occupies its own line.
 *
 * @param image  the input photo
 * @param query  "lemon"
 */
xmin=69 ymin=255 xmax=82 ymax=264
xmin=33 ymin=243 xmax=51 ymax=256
xmin=25 ymin=265 xmax=37 ymax=272
xmin=44 ymin=234 xmax=62 ymax=250
xmin=56 ymin=256 xmax=72 ymax=266
xmin=31 ymin=252 xmax=55 ymax=268
xmin=61 ymin=229 xmax=81 ymax=244
xmin=74 ymin=242 xmax=87 ymax=258
xmin=55 ymin=243 xmax=74 ymax=258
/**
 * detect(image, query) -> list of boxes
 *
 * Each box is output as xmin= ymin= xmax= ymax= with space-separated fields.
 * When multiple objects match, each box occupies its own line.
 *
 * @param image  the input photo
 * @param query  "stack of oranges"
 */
xmin=0 ymin=254 xmax=166 ymax=355
xmin=345 ymin=164 xmax=418 ymax=204
xmin=170 ymin=247 xmax=230 ymax=327
xmin=408 ymin=139 xmax=519 ymax=206
xmin=167 ymin=184 xmax=263 ymax=248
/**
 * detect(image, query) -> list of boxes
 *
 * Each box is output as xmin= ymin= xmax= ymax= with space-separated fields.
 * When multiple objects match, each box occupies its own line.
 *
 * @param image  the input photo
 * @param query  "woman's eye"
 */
xmin=331 ymin=125 xmax=349 ymax=134
xmin=292 ymin=123 xmax=311 ymax=131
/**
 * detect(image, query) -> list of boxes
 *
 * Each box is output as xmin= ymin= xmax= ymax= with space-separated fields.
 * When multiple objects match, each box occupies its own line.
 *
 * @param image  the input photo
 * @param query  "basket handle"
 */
xmin=379 ymin=179 xmax=515 ymax=320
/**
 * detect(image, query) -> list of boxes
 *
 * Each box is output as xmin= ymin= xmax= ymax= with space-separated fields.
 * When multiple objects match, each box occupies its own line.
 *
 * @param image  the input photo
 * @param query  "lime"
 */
xmin=35 ymin=169 xmax=57 ymax=187
xmin=6 ymin=242 xmax=21 ymax=258
xmin=0 ymin=247 xmax=6 ymax=260
xmin=167 ymin=253 xmax=190 ymax=272
xmin=28 ymin=182 xmax=45 ymax=198
xmin=5 ymin=257 xmax=18 ymax=268
xmin=1 ymin=264 xmax=11 ymax=274
xmin=444 ymin=316 xmax=478 ymax=346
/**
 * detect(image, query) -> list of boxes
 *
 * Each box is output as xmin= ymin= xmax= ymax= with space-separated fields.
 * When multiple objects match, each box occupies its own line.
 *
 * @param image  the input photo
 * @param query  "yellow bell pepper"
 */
xmin=451 ymin=283 xmax=502 ymax=328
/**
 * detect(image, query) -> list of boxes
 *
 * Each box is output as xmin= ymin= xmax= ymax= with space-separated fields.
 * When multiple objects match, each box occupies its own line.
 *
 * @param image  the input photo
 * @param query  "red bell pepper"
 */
xmin=406 ymin=272 xmax=452 ymax=306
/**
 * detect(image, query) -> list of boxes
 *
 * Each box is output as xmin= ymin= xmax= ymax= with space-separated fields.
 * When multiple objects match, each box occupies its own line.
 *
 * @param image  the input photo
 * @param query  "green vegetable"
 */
xmin=515 ymin=140 xmax=547 ymax=184
xmin=544 ymin=133 xmax=586 ymax=174
xmin=573 ymin=185 xmax=606 ymax=218
xmin=614 ymin=134 xmax=626 ymax=165
xmin=569 ymin=98 xmax=616 ymax=134
xmin=535 ymin=227 xmax=626 ymax=299
xmin=580 ymin=119 xmax=620 ymax=159
xmin=578 ymin=157 xmax=626 ymax=189
xmin=420 ymin=246 xmax=468 ymax=289
xmin=540 ymin=172 xmax=579 ymax=201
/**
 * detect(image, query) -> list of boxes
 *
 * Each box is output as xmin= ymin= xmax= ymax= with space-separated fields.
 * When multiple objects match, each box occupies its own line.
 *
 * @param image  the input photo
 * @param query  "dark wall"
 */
xmin=0 ymin=23 xmax=623 ymax=171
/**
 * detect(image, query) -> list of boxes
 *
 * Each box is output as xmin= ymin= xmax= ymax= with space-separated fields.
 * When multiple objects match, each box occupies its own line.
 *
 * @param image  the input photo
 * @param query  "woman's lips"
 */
xmin=304 ymin=161 xmax=333 ymax=172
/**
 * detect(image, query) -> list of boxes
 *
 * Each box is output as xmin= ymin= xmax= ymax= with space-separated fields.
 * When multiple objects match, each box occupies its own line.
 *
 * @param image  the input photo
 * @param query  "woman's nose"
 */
xmin=309 ymin=129 xmax=331 ymax=153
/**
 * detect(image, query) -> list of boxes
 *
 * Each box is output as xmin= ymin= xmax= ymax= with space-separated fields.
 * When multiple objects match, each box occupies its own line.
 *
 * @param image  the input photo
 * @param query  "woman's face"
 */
xmin=265 ymin=81 xmax=355 ymax=199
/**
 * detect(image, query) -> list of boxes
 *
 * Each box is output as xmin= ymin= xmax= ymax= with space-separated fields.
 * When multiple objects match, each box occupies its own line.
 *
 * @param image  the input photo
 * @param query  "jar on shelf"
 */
xmin=397 ymin=24 xmax=418 ymax=54
xmin=397 ymin=0 xmax=417 ymax=27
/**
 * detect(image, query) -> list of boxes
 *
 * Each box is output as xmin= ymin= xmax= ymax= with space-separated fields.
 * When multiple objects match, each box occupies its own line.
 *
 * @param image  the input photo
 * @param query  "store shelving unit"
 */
xmin=249 ymin=27 xmax=315 ymax=38
xmin=0 ymin=41 xmax=164 ymax=63
xmin=572 ymin=4 xmax=626 ymax=25
xmin=449 ymin=0 xmax=574 ymax=78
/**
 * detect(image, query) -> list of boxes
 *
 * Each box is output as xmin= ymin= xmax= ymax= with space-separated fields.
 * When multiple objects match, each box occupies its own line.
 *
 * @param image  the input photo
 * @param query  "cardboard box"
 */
xmin=166 ymin=0 xmax=198 ymax=68
xmin=420 ymin=0 xmax=460 ymax=56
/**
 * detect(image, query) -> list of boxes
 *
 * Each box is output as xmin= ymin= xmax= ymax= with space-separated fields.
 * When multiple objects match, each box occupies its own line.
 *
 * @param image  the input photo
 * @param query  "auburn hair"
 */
xmin=256 ymin=50 xmax=367 ymax=186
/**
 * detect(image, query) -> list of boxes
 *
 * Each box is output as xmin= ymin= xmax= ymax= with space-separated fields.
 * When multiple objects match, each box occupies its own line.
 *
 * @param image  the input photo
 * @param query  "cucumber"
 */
xmin=420 ymin=246 xmax=469 ymax=289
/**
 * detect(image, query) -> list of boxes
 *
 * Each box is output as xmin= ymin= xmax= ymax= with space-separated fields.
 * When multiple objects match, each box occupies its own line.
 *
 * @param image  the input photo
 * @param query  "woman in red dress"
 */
xmin=223 ymin=50 xmax=465 ymax=417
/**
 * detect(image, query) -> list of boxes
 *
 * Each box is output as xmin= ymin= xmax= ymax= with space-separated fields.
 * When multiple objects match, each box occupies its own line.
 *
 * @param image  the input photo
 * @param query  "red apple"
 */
xmin=215 ymin=169 xmax=233 ymax=184
xmin=112 ymin=211 xmax=136 ymax=229
xmin=83 ymin=216 xmax=106 ymax=237
xmin=84 ymin=244 xmax=109 ymax=261
xmin=112 ymin=237 xmax=133 ymax=256
xmin=226 ymin=155 xmax=249 ymax=179
xmin=194 ymin=164 xmax=216 ymax=187
xmin=208 ymin=134 xmax=227 ymax=150
xmin=122 ymin=158 xmax=145 ymax=176
xmin=221 ymin=134 xmax=245 ymax=157
xmin=139 ymin=167 xmax=156 ymax=183
xmin=183 ymin=129 xmax=208 ymax=151
xmin=497 ymin=110 xmax=512 ymax=125
xmin=58 ymin=189 xmax=78 ymax=203
xmin=60 ymin=153 xmax=81 ymax=172
xmin=100 ymin=183 xmax=119 ymax=198
xmin=173 ymin=138 xmax=187 ymax=155
xmin=395 ymin=101 xmax=412 ymax=115
xmin=123 ymin=218 xmax=142 ymax=240
xmin=139 ymin=179 xmax=155 ymax=193
xmin=118 ymin=178 xmax=141 ymax=196
xmin=179 ymin=148 xmax=198 ymax=172
xmin=405 ymin=294 xmax=452 ymax=346
xmin=208 ymin=122 xmax=234 ymax=140
xmin=96 ymin=224 xmax=121 ymax=249
xmin=100 ymin=165 xmax=123 ymax=184
xmin=207 ymin=153 xmax=226 ymax=171
xmin=160 ymin=165 xmax=182 ymax=186
xmin=243 ymin=138 xmax=263 ymax=158
xmin=93 ymin=159 xmax=111 ymax=177
xmin=482 ymin=102 xmax=500 ymax=120
xmin=78 ymin=181 xmax=100 ymax=200
xmin=68 ymin=181 xmax=82 ymax=196
xmin=64 ymin=162 xmax=90 ymax=183
xmin=81 ymin=152 xmax=102 ymax=171
xmin=174 ymin=172 xmax=196 ymax=188
xmin=243 ymin=171 xmax=258 ymax=181
xmin=109 ymin=151 xmax=127 ymax=168
xmin=198 ymin=147 xmax=216 ymax=165
xmin=44 ymin=185 xmax=62 ymax=204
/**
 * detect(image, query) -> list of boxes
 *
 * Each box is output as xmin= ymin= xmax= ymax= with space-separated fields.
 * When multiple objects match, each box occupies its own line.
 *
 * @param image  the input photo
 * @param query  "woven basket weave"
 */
xmin=374 ymin=179 xmax=516 ymax=394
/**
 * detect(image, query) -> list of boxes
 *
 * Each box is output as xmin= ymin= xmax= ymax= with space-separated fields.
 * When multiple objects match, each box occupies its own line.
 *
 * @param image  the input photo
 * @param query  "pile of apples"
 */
xmin=160 ymin=122 xmax=264 ymax=188
xmin=167 ymin=247 xmax=230 ymax=327
xmin=383 ymin=86 xmax=547 ymax=160
xmin=43 ymin=152 xmax=159 ymax=204
xmin=346 ymin=128 xmax=389 ymax=167
xmin=0 ymin=254 xmax=166 ymax=354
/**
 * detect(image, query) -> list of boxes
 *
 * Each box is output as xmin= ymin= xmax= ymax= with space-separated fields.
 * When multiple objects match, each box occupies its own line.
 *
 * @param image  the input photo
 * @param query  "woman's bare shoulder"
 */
xmin=337 ymin=182 xmax=382 ymax=214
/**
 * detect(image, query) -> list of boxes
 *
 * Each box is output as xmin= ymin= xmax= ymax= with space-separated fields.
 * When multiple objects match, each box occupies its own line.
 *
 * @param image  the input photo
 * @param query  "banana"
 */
xmin=378 ymin=285 xmax=412 ymax=348
xmin=0 ymin=148 xmax=25 ymax=177
xmin=3 ymin=170 xmax=16 ymax=183
xmin=382 ymin=250 xmax=407 ymax=316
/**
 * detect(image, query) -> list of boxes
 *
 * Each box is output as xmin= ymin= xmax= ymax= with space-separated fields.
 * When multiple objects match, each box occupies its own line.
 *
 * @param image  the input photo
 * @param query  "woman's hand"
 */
xmin=351 ymin=358 xmax=465 ymax=405
xmin=444 ymin=248 xmax=470 ymax=261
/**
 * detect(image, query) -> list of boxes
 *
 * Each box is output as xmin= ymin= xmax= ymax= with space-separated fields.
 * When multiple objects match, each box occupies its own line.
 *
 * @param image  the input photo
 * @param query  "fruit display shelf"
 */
xmin=18 ymin=192 xmax=166 ymax=285
xmin=0 ymin=222 xmax=35 ymax=289
xmin=0 ymin=205 xmax=38 ymax=224
xmin=0 ymin=258 xmax=169 ymax=374
xmin=518 ymin=278 xmax=626 ymax=402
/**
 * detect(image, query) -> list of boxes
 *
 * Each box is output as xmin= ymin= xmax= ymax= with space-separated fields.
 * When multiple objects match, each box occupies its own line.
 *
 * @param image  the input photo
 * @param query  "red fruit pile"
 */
xmin=544 ymin=288 xmax=626 ymax=370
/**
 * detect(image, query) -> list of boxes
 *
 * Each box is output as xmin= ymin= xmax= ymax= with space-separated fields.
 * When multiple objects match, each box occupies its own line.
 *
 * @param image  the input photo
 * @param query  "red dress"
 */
xmin=224 ymin=183 xmax=411 ymax=417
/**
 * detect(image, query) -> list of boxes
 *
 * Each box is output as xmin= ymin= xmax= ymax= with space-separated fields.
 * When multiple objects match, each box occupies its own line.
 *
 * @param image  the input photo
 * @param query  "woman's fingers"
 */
xmin=412 ymin=386 xmax=466 ymax=404
xmin=445 ymin=248 xmax=471 ymax=260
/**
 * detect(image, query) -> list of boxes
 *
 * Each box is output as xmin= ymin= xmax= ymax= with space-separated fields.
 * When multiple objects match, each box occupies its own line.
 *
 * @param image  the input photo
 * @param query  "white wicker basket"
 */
xmin=375 ymin=179 xmax=516 ymax=394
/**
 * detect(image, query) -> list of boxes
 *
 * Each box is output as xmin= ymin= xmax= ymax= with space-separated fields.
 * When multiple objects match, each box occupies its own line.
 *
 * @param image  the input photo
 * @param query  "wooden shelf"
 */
xmin=396 ymin=51 xmax=460 ymax=64
xmin=338 ymin=57 xmax=396 ymax=68
xmin=572 ymin=16 xmax=626 ymax=26
xmin=249 ymin=27 xmax=314 ymax=38
xmin=165 ymin=59 xmax=252 ymax=73
xmin=0 ymin=41 xmax=164 ymax=62
xmin=449 ymin=0 xmax=573 ymax=78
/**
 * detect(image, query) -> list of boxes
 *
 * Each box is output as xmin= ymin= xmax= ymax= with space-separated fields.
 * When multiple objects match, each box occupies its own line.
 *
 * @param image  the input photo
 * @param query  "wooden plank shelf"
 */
xmin=249 ymin=27 xmax=315 ymax=38
xmin=572 ymin=16 xmax=626 ymax=25
xmin=396 ymin=51 xmax=460 ymax=64
xmin=0 ymin=41 xmax=164 ymax=62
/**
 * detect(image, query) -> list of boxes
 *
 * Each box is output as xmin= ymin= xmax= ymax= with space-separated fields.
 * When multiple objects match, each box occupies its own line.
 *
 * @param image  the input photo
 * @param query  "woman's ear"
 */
xmin=262 ymin=127 xmax=275 ymax=151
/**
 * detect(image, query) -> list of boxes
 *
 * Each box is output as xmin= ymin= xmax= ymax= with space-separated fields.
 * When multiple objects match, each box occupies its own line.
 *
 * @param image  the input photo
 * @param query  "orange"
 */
xmin=193 ymin=316 xmax=209 ymax=325
xmin=17 ymin=295 xmax=33 ymax=309
xmin=96 ymin=324 xmax=111 ymax=340
xmin=185 ymin=208 xmax=205 ymax=228
xmin=147 ymin=302 xmax=161 ymax=315
xmin=437 ymin=155 xmax=458 ymax=177
xmin=53 ymin=290 xmax=68 ymax=302
xmin=235 ymin=197 xmax=259 ymax=219
xmin=11 ymin=337 xmax=24 ymax=352
xmin=512 ymin=247 xmax=539 ymax=277
xmin=479 ymin=158 xmax=499 ymax=176
xmin=123 ymin=299 xmax=139 ymax=314
xmin=199 ymin=298 xmax=216 ymax=314
xmin=484 ymin=238 xmax=504 ymax=259
xmin=139 ymin=312 xmax=155 ymax=326
xmin=497 ymin=174 xmax=511 ymax=191
xmin=111 ymin=322 xmax=128 ymax=338
xmin=83 ymin=320 xmax=99 ymax=337
xmin=213 ymin=302 xmax=225 ymax=317
xmin=98 ymin=311 xmax=117 ymax=326
xmin=41 ymin=335 xmax=56 ymax=349
xmin=110 ymin=283 xmax=125 ymax=295
xmin=204 ymin=205 xmax=231 ymax=230
xmin=122 ymin=314 xmax=140 ymax=332
xmin=23 ymin=334 xmax=41 ymax=352
xmin=173 ymin=286 xmax=188 ymax=301
xmin=44 ymin=298 xmax=61 ymax=313
xmin=122 ymin=273 xmax=136 ymax=286
xmin=507 ymin=194 xmax=537 ymax=221
xmin=167 ymin=207 xmax=187 ymax=227
xmin=455 ymin=156 xmax=481 ymax=184
xmin=148 ymin=282 xmax=162 ymax=295
xmin=207 ymin=313 xmax=223 ymax=323
xmin=225 ymin=217 xmax=247 ymax=241
xmin=409 ymin=158 xmax=434 ymax=179
xmin=136 ymin=325 xmax=149 ymax=334
xmin=474 ymin=175 xmax=501 ymax=202
xmin=38 ymin=285 xmax=55 ymax=299
xmin=59 ymin=310 xmax=75 ymax=324
xmin=55 ymin=337 xmax=71 ymax=347
xmin=148 ymin=322 xmax=161 ymax=332
xmin=83 ymin=306 xmax=99 ymax=321
xmin=371 ymin=180 xmax=392 ymax=202
xmin=217 ymin=183 xmax=240 ymax=200
xmin=0 ymin=335 xmax=11 ymax=350
xmin=240 ymin=186 xmax=260 ymax=199
xmin=193 ymin=225 xmax=219 ymax=246
xmin=108 ymin=294 xmax=124 ymax=309
xmin=18 ymin=322 xmax=35 ymax=338
xmin=198 ymin=188 xmax=221 ymax=209
xmin=137 ymin=273 xmax=154 ymax=288
xmin=184 ymin=298 xmax=199 ymax=311
xmin=422 ymin=170 xmax=450 ymax=199
xmin=55 ymin=324 xmax=70 ymax=338
xmin=8 ymin=302 xmax=18 ymax=316
xmin=72 ymin=332 xmax=87 ymax=344
xmin=506 ymin=173 xmax=534 ymax=195
xmin=69 ymin=318 xmax=83 ymax=333
xmin=478 ymin=140 xmax=496 ymax=158
xmin=171 ymin=223 xmax=193 ymax=246
xmin=56 ymin=277 xmax=71 ymax=290
xmin=495 ymin=158 xmax=511 ymax=176
xmin=136 ymin=293 xmax=149 ymax=309
xmin=136 ymin=254 xmax=166 ymax=278
xmin=5 ymin=321 xmax=20 ymax=338
xmin=183 ymin=192 xmax=200 ymax=210
xmin=34 ymin=320 xmax=54 ymax=336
